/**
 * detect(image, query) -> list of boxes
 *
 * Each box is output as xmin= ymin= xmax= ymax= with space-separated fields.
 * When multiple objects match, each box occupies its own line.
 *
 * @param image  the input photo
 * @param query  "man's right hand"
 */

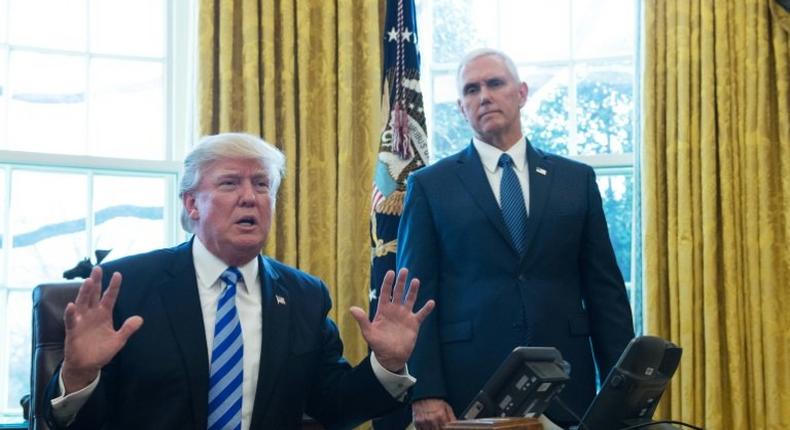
xmin=61 ymin=266 xmax=143 ymax=394
xmin=412 ymin=398 xmax=456 ymax=430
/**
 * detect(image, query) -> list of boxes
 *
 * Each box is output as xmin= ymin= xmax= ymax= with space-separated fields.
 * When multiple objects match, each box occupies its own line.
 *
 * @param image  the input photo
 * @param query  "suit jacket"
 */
xmin=44 ymin=240 xmax=401 ymax=430
xmin=396 ymin=141 xmax=634 ymax=422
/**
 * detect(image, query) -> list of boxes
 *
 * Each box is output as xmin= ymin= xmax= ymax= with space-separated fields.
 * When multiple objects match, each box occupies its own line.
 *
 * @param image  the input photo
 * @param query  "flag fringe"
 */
xmin=374 ymin=190 xmax=405 ymax=216
xmin=771 ymin=0 xmax=790 ymax=32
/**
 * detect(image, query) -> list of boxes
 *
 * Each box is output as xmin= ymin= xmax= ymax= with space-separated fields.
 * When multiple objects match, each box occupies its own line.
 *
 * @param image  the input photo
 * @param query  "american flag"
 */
xmin=369 ymin=0 xmax=427 ymax=426
xmin=369 ymin=0 xmax=428 ymax=316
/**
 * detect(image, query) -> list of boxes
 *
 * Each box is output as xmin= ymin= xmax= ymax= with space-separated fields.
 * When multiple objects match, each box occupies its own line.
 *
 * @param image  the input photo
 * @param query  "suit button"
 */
xmin=518 ymin=274 xmax=528 ymax=282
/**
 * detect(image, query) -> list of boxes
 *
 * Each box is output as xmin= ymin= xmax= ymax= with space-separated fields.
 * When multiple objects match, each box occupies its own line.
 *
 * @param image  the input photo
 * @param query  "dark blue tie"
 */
xmin=498 ymin=154 xmax=528 ymax=256
xmin=208 ymin=267 xmax=243 ymax=430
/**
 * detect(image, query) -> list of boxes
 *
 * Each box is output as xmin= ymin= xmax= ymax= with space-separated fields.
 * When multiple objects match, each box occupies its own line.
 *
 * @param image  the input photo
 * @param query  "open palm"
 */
xmin=350 ymin=268 xmax=434 ymax=372
xmin=61 ymin=266 xmax=143 ymax=393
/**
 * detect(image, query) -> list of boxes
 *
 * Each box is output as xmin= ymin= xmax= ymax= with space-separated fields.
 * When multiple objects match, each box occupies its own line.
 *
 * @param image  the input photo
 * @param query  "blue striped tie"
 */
xmin=498 ymin=154 xmax=528 ymax=256
xmin=208 ymin=267 xmax=243 ymax=430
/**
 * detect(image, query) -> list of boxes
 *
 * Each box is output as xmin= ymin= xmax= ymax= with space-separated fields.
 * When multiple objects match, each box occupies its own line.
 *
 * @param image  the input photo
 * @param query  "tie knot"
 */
xmin=498 ymin=153 xmax=514 ymax=168
xmin=220 ymin=266 xmax=242 ymax=286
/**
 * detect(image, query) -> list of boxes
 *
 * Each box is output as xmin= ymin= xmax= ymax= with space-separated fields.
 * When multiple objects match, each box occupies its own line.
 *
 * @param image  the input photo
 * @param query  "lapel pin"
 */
xmin=275 ymin=295 xmax=286 ymax=305
xmin=536 ymin=167 xmax=547 ymax=176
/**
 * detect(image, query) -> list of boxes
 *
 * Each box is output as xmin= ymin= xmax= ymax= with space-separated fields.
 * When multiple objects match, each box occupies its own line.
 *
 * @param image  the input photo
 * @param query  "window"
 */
xmin=0 ymin=0 xmax=195 ymax=421
xmin=416 ymin=0 xmax=642 ymax=332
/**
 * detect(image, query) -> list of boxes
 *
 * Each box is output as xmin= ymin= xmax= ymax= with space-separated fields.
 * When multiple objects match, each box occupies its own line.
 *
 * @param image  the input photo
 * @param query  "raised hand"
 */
xmin=61 ymin=266 xmax=143 ymax=394
xmin=350 ymin=268 xmax=435 ymax=372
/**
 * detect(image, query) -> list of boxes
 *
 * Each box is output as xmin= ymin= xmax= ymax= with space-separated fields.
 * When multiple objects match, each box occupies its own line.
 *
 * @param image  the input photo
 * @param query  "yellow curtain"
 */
xmin=644 ymin=0 xmax=790 ymax=429
xmin=197 ymin=0 xmax=383 ymax=364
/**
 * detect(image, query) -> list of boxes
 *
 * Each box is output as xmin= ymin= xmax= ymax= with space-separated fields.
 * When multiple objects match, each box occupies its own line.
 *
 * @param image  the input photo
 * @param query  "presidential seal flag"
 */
xmin=772 ymin=0 xmax=790 ymax=31
xmin=370 ymin=0 xmax=427 ymax=426
xmin=370 ymin=0 xmax=428 ymax=317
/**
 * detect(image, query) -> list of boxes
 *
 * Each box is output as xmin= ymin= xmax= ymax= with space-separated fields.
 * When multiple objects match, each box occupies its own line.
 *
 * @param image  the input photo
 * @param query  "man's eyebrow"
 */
xmin=462 ymin=82 xmax=480 ymax=92
xmin=215 ymin=172 xmax=241 ymax=178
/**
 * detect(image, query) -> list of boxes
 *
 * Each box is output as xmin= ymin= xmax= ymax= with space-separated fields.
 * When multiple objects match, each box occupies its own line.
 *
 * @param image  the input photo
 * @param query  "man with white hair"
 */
xmin=397 ymin=49 xmax=634 ymax=429
xmin=43 ymin=132 xmax=435 ymax=430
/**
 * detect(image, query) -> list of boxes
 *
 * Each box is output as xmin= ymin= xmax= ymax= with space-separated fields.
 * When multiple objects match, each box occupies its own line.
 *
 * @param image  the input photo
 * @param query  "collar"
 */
xmin=192 ymin=236 xmax=259 ymax=292
xmin=473 ymin=135 xmax=527 ymax=174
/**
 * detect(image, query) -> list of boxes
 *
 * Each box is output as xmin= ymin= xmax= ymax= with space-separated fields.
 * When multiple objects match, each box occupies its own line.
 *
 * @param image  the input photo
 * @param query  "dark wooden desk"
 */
xmin=445 ymin=417 xmax=543 ymax=429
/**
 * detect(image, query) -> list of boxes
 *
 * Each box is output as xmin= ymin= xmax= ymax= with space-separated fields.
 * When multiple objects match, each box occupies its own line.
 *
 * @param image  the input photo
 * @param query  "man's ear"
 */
xmin=519 ymin=82 xmax=529 ymax=107
xmin=457 ymin=99 xmax=469 ymax=122
xmin=183 ymin=193 xmax=199 ymax=220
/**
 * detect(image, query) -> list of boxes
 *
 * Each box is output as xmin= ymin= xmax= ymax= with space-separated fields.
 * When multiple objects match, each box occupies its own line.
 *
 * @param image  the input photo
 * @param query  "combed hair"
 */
xmin=456 ymin=48 xmax=522 ymax=95
xmin=178 ymin=132 xmax=285 ymax=233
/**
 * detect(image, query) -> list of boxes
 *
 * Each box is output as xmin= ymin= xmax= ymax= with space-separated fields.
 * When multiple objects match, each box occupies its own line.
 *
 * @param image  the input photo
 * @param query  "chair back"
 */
xmin=30 ymin=282 xmax=80 ymax=430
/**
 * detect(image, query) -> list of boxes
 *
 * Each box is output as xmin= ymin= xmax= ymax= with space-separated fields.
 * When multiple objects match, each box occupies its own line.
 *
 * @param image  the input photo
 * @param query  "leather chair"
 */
xmin=29 ymin=282 xmax=81 ymax=430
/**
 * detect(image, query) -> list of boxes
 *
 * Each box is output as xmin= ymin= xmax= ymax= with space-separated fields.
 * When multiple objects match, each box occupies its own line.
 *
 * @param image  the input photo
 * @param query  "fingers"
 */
xmin=100 ymin=272 xmax=123 ymax=311
xmin=391 ymin=268 xmax=408 ymax=304
xmin=382 ymin=268 xmax=420 ymax=305
xmin=348 ymin=306 xmax=370 ymax=332
xmin=415 ymin=299 xmax=435 ymax=323
xmin=117 ymin=316 xmax=144 ymax=341
xmin=75 ymin=266 xmax=102 ymax=307
xmin=413 ymin=399 xmax=453 ymax=430
xmin=87 ymin=266 xmax=104 ymax=308
xmin=378 ymin=270 xmax=395 ymax=303
xmin=444 ymin=401 xmax=457 ymax=422
xmin=64 ymin=302 xmax=78 ymax=330
xmin=403 ymin=277 xmax=421 ymax=307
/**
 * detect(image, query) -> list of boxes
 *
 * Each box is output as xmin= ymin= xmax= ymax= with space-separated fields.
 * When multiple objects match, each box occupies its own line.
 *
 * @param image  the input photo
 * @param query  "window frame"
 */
xmin=416 ymin=0 xmax=643 ymax=332
xmin=0 ymin=0 xmax=195 ymax=420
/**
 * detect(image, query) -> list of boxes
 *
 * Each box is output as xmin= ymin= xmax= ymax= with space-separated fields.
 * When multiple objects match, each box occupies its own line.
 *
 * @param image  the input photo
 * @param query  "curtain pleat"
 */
xmin=198 ymin=0 xmax=382 ymax=364
xmin=644 ymin=0 xmax=790 ymax=428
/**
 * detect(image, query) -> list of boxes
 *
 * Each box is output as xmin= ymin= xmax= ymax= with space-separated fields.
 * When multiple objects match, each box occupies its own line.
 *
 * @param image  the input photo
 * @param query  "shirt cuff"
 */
xmin=50 ymin=371 xmax=101 ymax=425
xmin=370 ymin=351 xmax=416 ymax=401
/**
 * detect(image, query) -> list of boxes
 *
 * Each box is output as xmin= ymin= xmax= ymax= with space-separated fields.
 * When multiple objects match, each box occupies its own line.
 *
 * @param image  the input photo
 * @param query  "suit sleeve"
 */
xmin=305 ymin=282 xmax=402 ymax=429
xmin=578 ymin=167 xmax=635 ymax=377
xmin=396 ymin=174 xmax=447 ymax=401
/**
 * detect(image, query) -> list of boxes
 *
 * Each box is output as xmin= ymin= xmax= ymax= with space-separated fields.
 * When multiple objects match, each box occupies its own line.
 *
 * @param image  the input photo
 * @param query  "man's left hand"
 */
xmin=350 ymin=268 xmax=435 ymax=372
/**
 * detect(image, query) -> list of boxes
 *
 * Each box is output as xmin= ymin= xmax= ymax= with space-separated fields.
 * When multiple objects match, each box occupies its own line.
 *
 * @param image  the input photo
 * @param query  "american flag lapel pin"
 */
xmin=536 ymin=167 xmax=547 ymax=175
xmin=275 ymin=295 xmax=286 ymax=305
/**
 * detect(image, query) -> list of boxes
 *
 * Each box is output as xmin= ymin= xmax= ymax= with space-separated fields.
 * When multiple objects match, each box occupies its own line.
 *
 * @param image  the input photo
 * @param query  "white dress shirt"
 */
xmin=473 ymin=136 xmax=530 ymax=215
xmin=193 ymin=237 xmax=261 ymax=429
xmin=52 ymin=237 xmax=413 ymax=428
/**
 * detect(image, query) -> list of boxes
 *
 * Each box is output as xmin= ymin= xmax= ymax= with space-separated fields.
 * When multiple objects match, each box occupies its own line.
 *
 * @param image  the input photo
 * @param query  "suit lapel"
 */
xmin=157 ymin=240 xmax=210 ymax=428
xmin=522 ymin=141 xmax=553 ymax=261
xmin=249 ymin=256 xmax=291 ymax=428
xmin=455 ymin=142 xmax=514 ymax=250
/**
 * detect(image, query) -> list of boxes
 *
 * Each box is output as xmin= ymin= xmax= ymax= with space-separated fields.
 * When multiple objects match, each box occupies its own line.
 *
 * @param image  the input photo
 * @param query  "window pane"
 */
xmin=9 ymin=170 xmax=87 ymax=288
xmin=597 ymin=173 xmax=633 ymax=284
xmin=0 ymin=47 xmax=7 ymax=144
xmin=93 ymin=175 xmax=167 ymax=260
xmin=4 ymin=290 xmax=31 ymax=411
xmin=7 ymin=52 xmax=87 ymax=154
xmin=0 ymin=0 xmax=7 ymax=44
xmin=430 ymin=72 xmax=468 ymax=159
xmin=574 ymin=61 xmax=634 ymax=155
xmin=572 ymin=0 xmax=635 ymax=59
xmin=90 ymin=0 xmax=165 ymax=57
xmin=8 ymin=0 xmax=87 ymax=51
xmin=432 ymin=0 xmax=485 ymax=64
xmin=0 ymin=170 xmax=5 ymax=282
xmin=522 ymin=66 xmax=571 ymax=155
xmin=501 ymin=0 xmax=570 ymax=62
xmin=89 ymin=59 xmax=165 ymax=160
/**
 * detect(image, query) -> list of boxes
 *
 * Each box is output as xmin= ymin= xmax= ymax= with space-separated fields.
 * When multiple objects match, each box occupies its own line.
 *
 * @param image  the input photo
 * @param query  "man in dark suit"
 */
xmin=43 ymin=132 xmax=435 ymax=430
xmin=397 ymin=49 xmax=634 ymax=429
